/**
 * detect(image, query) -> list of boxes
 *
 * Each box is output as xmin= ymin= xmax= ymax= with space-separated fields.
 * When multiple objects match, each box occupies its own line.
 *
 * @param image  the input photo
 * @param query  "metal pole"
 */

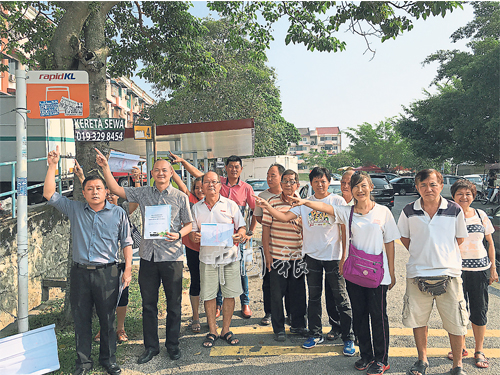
xmin=16 ymin=69 xmax=29 ymax=333
xmin=204 ymin=157 xmax=208 ymax=173
xmin=152 ymin=123 xmax=157 ymax=163
xmin=146 ymin=140 xmax=153 ymax=186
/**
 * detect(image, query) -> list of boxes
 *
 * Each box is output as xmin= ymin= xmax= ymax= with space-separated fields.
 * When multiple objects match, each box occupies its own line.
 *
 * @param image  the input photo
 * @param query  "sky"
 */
xmin=135 ymin=2 xmax=476 ymax=149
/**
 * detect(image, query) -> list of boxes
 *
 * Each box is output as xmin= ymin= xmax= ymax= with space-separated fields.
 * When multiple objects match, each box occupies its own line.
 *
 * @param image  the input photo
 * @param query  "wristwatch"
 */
xmin=177 ymin=232 xmax=182 ymax=240
xmin=246 ymin=230 xmax=253 ymax=236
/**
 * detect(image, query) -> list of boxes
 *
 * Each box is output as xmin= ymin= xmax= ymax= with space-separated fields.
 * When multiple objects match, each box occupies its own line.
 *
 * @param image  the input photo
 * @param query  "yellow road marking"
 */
xmin=210 ymin=345 xmax=500 ymax=358
xmin=491 ymin=281 xmax=500 ymax=290
xmin=227 ymin=325 xmax=500 ymax=338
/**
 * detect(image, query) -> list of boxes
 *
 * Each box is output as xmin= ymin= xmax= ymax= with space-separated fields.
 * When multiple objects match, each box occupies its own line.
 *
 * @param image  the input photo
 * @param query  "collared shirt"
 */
xmin=398 ymin=196 xmax=468 ymax=278
xmin=253 ymin=189 xmax=279 ymax=218
xmin=219 ymin=176 xmax=256 ymax=210
xmin=261 ymin=193 xmax=303 ymax=261
xmin=192 ymin=195 xmax=246 ymax=265
xmin=48 ymin=192 xmax=132 ymax=265
xmin=125 ymin=184 xmax=193 ymax=262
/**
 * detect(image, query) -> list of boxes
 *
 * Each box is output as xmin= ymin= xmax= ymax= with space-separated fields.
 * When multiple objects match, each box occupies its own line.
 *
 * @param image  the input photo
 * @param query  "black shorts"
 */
xmin=462 ymin=270 xmax=489 ymax=326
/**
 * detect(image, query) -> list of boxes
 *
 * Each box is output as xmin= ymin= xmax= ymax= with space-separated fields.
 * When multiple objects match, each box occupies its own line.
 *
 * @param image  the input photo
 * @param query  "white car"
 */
xmin=464 ymin=174 xmax=484 ymax=191
xmin=441 ymin=175 xmax=462 ymax=199
xmin=299 ymin=179 xmax=342 ymax=199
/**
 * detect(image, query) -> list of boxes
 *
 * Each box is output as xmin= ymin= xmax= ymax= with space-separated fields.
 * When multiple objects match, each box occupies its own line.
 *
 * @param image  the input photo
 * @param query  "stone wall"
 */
xmin=0 ymin=205 xmax=71 ymax=329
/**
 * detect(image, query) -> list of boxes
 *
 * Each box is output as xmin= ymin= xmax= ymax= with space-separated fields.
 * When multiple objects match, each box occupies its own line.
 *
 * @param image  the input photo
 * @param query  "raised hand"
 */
xmin=253 ymin=194 xmax=270 ymax=209
xmin=168 ymin=151 xmax=183 ymax=164
xmin=74 ymin=159 xmax=84 ymax=181
xmin=95 ymin=148 xmax=109 ymax=168
xmin=47 ymin=145 xmax=60 ymax=166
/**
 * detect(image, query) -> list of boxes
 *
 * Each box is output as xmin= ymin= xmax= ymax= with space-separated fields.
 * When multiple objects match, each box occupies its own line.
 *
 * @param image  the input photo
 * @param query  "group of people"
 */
xmin=42 ymin=146 xmax=497 ymax=375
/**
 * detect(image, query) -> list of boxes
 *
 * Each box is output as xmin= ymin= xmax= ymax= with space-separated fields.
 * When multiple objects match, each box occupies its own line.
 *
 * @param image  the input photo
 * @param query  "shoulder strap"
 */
xmin=474 ymin=208 xmax=484 ymax=222
xmin=348 ymin=206 xmax=354 ymax=244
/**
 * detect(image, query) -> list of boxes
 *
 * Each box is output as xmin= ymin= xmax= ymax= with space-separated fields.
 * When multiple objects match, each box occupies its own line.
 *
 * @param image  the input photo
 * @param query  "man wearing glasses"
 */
xmin=190 ymin=171 xmax=247 ymax=348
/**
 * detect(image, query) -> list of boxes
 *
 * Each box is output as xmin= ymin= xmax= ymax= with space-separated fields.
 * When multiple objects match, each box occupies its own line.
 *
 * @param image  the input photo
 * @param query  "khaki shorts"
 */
xmin=402 ymin=277 xmax=468 ymax=336
xmin=200 ymin=261 xmax=243 ymax=301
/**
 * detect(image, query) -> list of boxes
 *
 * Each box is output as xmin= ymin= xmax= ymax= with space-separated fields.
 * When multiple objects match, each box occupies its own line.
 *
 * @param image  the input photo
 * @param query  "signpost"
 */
xmin=26 ymin=70 xmax=89 ymax=119
xmin=134 ymin=125 xmax=152 ymax=140
xmin=73 ymin=118 xmax=125 ymax=142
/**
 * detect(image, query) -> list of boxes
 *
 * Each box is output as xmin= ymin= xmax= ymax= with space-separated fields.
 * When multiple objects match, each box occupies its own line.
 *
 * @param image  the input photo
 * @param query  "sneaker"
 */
xmin=302 ymin=336 xmax=324 ymax=349
xmin=354 ymin=358 xmax=374 ymax=371
xmin=274 ymin=331 xmax=286 ymax=342
xmin=260 ymin=313 xmax=272 ymax=326
xmin=343 ymin=340 xmax=356 ymax=356
xmin=290 ymin=327 xmax=309 ymax=337
xmin=366 ymin=361 xmax=390 ymax=375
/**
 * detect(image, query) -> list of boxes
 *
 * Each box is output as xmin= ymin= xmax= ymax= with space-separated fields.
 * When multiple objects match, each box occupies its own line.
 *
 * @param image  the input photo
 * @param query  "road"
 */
xmin=121 ymin=194 xmax=500 ymax=375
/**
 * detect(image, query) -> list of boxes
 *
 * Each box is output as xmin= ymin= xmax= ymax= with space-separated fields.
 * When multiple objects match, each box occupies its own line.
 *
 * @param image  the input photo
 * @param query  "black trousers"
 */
xmin=138 ymin=258 xmax=183 ymax=352
xmin=305 ymin=255 xmax=354 ymax=340
xmin=70 ymin=264 xmax=119 ymax=369
xmin=269 ymin=258 xmax=306 ymax=333
xmin=346 ymin=280 xmax=390 ymax=365
xmin=185 ymin=247 xmax=200 ymax=297
xmin=325 ymin=279 xmax=342 ymax=331
xmin=262 ymin=271 xmax=291 ymax=316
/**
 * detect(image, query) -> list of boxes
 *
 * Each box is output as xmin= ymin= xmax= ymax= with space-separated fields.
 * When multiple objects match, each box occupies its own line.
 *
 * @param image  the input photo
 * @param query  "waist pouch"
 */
xmin=414 ymin=276 xmax=451 ymax=296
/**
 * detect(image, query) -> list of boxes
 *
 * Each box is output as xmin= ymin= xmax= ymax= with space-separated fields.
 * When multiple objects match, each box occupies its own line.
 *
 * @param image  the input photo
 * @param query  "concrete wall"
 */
xmin=0 ymin=205 xmax=71 ymax=329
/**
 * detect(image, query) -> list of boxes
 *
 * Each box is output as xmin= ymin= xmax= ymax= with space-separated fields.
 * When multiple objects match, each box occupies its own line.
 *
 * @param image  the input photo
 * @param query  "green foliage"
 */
xmin=396 ymin=2 xmax=500 ymax=164
xmin=147 ymin=18 xmax=300 ymax=157
xmin=208 ymin=1 xmax=463 ymax=54
xmin=302 ymin=150 xmax=361 ymax=172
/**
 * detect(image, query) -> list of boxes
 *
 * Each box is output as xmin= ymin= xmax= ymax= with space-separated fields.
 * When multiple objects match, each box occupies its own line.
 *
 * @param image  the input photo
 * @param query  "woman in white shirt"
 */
xmin=289 ymin=171 xmax=400 ymax=375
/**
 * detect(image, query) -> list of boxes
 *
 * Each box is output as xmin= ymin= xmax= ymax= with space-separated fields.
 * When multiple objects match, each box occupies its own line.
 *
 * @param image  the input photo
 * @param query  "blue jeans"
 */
xmin=216 ymin=241 xmax=250 ymax=306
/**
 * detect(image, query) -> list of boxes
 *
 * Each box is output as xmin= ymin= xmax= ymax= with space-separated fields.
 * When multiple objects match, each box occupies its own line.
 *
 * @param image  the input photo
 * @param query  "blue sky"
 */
xmin=136 ymin=2 xmax=475 ymax=148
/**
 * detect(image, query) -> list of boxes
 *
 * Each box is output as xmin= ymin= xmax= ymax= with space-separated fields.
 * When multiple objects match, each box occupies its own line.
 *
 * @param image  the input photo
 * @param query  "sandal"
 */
xmin=449 ymin=367 xmax=467 ymax=375
xmin=474 ymin=351 xmax=489 ymax=369
xmin=191 ymin=319 xmax=201 ymax=333
xmin=116 ymin=329 xmax=128 ymax=343
xmin=326 ymin=327 xmax=341 ymax=341
xmin=408 ymin=359 xmax=429 ymax=375
xmin=221 ymin=331 xmax=239 ymax=345
xmin=202 ymin=333 xmax=218 ymax=348
xmin=447 ymin=348 xmax=468 ymax=360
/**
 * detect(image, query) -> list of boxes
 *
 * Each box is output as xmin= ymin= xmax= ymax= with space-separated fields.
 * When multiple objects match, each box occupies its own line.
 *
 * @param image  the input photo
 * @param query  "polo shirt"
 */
xmin=253 ymin=189 xmax=279 ymax=218
xmin=398 ymin=196 xmax=468 ymax=278
xmin=220 ymin=176 xmax=256 ymax=210
xmin=48 ymin=192 xmax=132 ymax=265
xmin=124 ymin=184 xmax=193 ymax=262
xmin=191 ymin=195 xmax=246 ymax=265
xmin=261 ymin=193 xmax=302 ymax=261
xmin=289 ymin=194 xmax=346 ymax=261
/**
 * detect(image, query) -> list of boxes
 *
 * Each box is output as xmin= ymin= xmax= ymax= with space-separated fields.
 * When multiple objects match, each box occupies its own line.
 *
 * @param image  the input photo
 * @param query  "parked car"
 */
xmin=464 ymin=174 xmax=484 ymax=191
xmin=389 ymin=177 xmax=416 ymax=196
xmin=486 ymin=205 xmax=500 ymax=269
xmin=368 ymin=174 xmax=395 ymax=209
xmin=299 ymin=179 xmax=342 ymax=199
xmin=246 ymin=179 xmax=269 ymax=193
xmin=441 ymin=175 xmax=462 ymax=199
xmin=370 ymin=172 xmax=398 ymax=181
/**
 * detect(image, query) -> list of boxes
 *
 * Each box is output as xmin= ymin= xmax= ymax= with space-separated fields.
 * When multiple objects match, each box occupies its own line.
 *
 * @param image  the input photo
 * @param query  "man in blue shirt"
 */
xmin=44 ymin=146 xmax=133 ymax=375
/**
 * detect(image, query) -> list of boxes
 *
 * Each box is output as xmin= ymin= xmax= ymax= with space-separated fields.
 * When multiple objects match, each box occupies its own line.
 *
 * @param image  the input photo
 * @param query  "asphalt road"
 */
xmin=120 ymin=194 xmax=500 ymax=375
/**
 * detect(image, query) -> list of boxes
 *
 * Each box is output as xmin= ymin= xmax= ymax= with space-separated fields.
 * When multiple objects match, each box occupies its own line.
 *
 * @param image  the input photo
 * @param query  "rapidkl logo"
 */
xmin=39 ymin=73 xmax=76 ymax=81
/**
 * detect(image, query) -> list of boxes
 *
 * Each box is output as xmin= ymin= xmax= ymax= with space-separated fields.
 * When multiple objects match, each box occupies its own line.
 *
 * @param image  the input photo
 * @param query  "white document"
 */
xmin=144 ymin=205 xmax=172 ymax=239
xmin=107 ymin=150 xmax=145 ymax=173
xmin=200 ymin=223 xmax=234 ymax=247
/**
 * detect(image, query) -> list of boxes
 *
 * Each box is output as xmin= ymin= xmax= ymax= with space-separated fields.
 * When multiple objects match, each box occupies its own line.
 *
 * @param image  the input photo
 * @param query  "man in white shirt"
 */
xmin=398 ymin=169 xmax=469 ymax=375
xmin=190 ymin=171 xmax=247 ymax=348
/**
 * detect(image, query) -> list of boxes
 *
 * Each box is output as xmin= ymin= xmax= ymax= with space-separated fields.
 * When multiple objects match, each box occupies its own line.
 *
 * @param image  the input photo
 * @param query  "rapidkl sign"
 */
xmin=26 ymin=70 xmax=89 ymax=119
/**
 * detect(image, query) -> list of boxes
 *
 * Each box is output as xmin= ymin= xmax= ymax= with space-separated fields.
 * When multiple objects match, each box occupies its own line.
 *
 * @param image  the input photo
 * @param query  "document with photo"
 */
xmin=144 ymin=205 xmax=172 ymax=239
xmin=200 ymin=223 xmax=234 ymax=247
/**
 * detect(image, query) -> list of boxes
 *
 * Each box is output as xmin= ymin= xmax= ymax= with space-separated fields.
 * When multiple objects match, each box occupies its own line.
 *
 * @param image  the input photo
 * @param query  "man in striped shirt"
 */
xmin=261 ymin=169 xmax=307 ymax=341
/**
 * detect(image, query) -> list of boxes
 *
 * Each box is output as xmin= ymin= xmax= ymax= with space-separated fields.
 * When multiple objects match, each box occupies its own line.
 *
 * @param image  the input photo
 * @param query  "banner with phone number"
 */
xmin=73 ymin=118 xmax=125 ymax=142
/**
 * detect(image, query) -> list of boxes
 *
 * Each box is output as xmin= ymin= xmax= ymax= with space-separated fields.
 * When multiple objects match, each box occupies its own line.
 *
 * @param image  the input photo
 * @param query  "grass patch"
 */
xmin=25 ymin=265 xmax=172 ymax=374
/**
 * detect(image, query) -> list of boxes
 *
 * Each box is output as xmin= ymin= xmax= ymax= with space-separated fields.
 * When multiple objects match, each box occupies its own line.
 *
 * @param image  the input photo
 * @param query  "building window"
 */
xmin=302 ymin=137 xmax=307 ymax=141
xmin=8 ymin=58 xmax=17 ymax=74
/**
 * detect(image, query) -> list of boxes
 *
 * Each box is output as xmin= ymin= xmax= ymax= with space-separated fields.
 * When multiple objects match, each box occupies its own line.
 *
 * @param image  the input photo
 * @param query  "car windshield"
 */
xmin=247 ymin=180 xmax=269 ymax=191
xmin=328 ymin=184 xmax=342 ymax=195
xmin=466 ymin=177 xmax=481 ymax=184
xmin=371 ymin=177 xmax=388 ymax=188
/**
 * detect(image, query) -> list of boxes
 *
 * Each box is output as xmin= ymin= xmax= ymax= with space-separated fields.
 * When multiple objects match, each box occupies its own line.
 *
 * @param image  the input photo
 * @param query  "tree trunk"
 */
xmin=48 ymin=1 xmax=118 ymax=322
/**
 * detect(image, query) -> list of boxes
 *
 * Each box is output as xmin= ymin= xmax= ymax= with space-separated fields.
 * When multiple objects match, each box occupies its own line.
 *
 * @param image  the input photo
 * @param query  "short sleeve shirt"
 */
xmin=289 ymin=194 xmax=346 ymax=261
xmin=220 ymin=176 xmax=256 ymax=210
xmin=253 ymin=189 xmax=279 ymax=218
xmin=261 ymin=194 xmax=302 ymax=261
xmin=191 ymin=196 xmax=246 ymax=265
xmin=182 ymin=193 xmax=201 ymax=252
xmin=48 ymin=192 xmax=132 ymax=265
xmin=124 ymin=184 xmax=193 ymax=262
xmin=397 ymin=197 xmax=468 ymax=278
xmin=461 ymin=209 xmax=494 ymax=271
xmin=335 ymin=204 xmax=400 ymax=285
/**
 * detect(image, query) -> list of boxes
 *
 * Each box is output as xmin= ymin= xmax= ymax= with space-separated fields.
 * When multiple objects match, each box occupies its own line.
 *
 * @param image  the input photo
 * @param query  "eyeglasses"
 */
xmin=282 ymin=180 xmax=297 ymax=185
xmin=203 ymin=180 xmax=220 ymax=185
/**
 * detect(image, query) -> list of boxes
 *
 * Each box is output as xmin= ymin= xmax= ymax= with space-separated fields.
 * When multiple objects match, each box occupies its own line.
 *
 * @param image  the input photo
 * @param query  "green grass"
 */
xmin=26 ymin=266 xmax=175 ymax=374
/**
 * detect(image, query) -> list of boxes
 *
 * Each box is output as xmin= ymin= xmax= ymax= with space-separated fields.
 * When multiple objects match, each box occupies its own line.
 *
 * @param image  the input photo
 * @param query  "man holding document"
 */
xmin=190 ymin=171 xmax=247 ymax=348
xmin=96 ymin=149 xmax=193 ymax=364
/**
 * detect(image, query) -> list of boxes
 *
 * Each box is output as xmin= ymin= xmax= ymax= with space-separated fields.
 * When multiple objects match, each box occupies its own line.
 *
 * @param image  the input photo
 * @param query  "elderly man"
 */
xmin=190 ymin=171 xmax=247 ymax=348
xmin=44 ymin=147 xmax=132 ymax=375
xmin=398 ymin=169 xmax=468 ymax=375
xmin=96 ymin=150 xmax=193 ymax=364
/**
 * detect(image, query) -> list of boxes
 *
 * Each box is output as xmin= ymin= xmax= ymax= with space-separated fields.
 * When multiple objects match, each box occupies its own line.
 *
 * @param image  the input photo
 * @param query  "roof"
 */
xmin=316 ymin=127 xmax=340 ymax=135
xmin=297 ymin=128 xmax=310 ymax=135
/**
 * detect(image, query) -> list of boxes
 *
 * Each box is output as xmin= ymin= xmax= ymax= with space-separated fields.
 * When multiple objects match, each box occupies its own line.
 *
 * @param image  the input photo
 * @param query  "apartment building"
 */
xmin=288 ymin=127 xmax=341 ymax=170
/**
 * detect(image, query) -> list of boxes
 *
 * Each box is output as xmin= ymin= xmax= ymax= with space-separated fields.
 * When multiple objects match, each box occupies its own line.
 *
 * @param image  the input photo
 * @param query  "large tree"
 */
xmin=302 ymin=150 xmax=361 ymax=173
xmin=148 ymin=18 xmax=300 ymax=156
xmin=396 ymin=1 xmax=500 ymax=164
